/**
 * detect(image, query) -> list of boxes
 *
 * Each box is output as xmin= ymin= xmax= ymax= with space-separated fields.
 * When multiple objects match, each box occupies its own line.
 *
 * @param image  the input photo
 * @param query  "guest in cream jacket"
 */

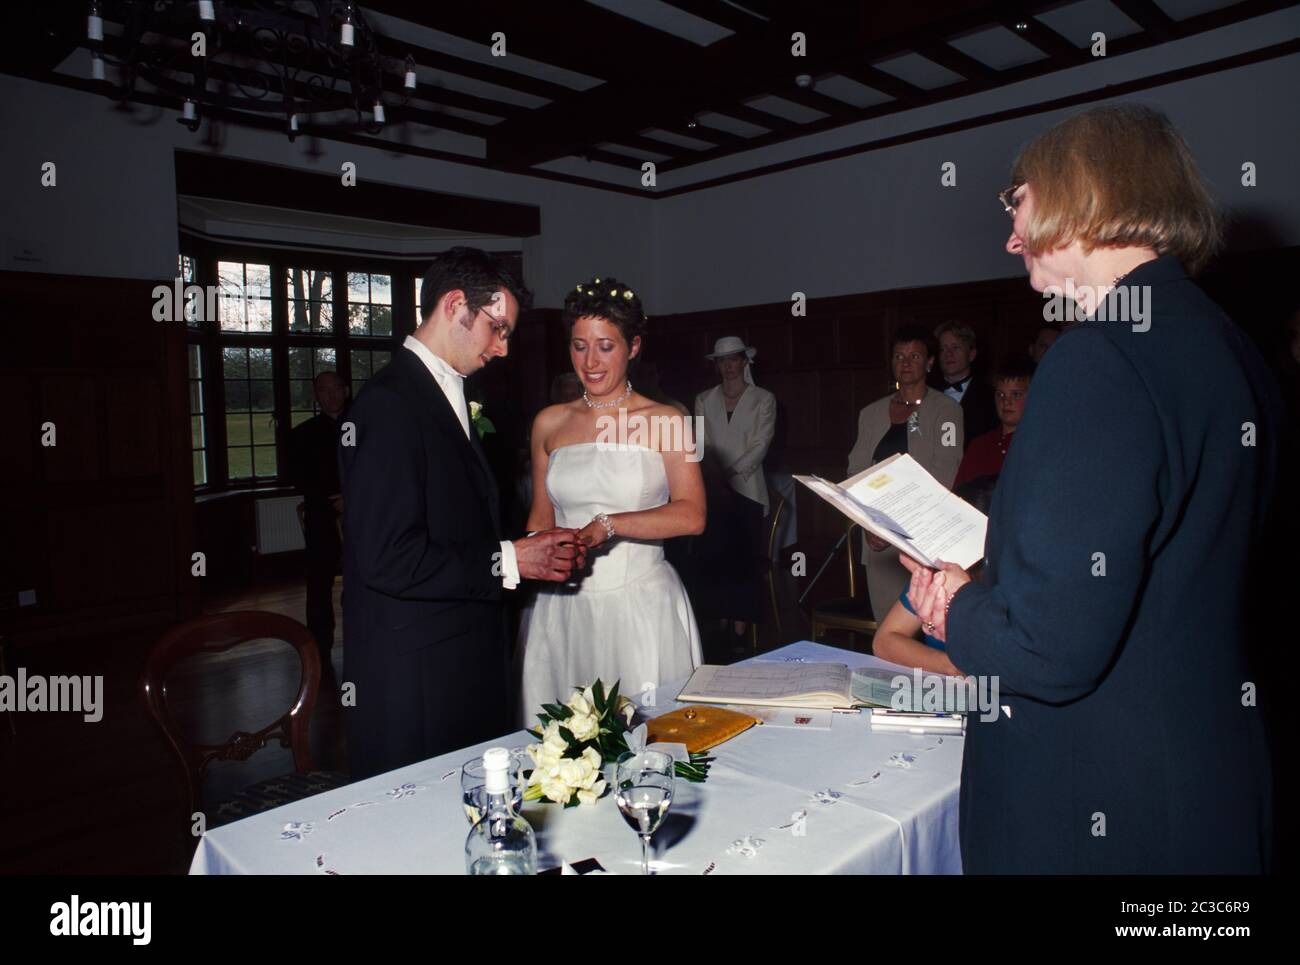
xmin=847 ymin=324 xmax=963 ymax=622
xmin=694 ymin=336 xmax=777 ymax=515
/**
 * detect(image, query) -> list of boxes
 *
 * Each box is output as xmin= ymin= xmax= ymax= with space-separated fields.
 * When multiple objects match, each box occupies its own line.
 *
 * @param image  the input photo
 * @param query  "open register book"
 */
xmin=795 ymin=453 xmax=987 ymax=569
xmin=676 ymin=661 xmax=970 ymax=716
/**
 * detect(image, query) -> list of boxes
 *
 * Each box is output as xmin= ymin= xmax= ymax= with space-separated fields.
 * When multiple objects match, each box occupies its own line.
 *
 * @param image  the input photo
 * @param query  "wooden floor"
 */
xmin=0 ymin=562 xmax=843 ymax=874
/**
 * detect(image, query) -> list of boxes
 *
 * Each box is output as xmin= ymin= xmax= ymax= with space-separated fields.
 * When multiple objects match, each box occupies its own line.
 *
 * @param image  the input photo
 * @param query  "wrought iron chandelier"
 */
xmin=83 ymin=1 xmax=419 ymax=139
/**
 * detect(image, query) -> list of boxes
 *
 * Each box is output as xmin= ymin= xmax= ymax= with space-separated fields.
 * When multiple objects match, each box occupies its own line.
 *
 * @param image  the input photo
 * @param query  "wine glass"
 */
xmin=460 ymin=747 xmax=527 ymax=825
xmin=615 ymin=750 xmax=675 ymax=876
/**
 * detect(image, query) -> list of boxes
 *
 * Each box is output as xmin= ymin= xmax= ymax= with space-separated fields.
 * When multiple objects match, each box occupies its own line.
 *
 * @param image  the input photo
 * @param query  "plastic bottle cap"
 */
xmin=482 ymin=747 xmax=510 ymax=793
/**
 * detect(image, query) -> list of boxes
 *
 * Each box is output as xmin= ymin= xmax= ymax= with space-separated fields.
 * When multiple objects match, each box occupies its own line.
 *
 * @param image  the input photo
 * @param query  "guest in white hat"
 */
xmin=691 ymin=336 xmax=777 ymax=644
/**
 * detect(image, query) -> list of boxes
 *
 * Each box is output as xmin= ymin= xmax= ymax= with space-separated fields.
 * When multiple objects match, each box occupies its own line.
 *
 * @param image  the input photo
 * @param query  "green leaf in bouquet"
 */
xmin=558 ymin=726 xmax=576 ymax=745
xmin=592 ymin=679 xmax=607 ymax=713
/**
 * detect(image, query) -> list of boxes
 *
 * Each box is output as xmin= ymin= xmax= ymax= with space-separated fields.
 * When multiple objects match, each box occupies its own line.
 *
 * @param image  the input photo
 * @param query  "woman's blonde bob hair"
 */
xmin=1011 ymin=104 xmax=1221 ymax=274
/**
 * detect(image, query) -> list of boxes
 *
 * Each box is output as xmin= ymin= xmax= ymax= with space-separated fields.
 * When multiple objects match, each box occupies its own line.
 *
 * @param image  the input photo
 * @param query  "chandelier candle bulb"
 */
xmin=341 ymin=23 xmax=354 ymax=46
xmin=182 ymin=100 xmax=196 ymax=121
xmin=87 ymin=3 xmax=103 ymax=41
xmin=373 ymin=101 xmax=385 ymax=124
xmin=91 ymin=53 xmax=105 ymax=81
xmin=404 ymin=68 xmax=416 ymax=89
xmin=289 ymin=113 xmax=299 ymax=132
xmin=198 ymin=1 xmax=215 ymax=21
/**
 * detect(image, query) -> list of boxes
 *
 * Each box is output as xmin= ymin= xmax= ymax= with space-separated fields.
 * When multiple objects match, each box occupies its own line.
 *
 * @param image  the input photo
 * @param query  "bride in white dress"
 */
xmin=516 ymin=277 xmax=705 ymax=723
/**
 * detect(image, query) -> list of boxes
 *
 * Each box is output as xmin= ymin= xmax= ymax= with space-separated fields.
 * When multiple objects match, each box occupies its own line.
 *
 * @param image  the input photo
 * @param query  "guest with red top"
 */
xmin=953 ymin=356 xmax=1034 ymax=494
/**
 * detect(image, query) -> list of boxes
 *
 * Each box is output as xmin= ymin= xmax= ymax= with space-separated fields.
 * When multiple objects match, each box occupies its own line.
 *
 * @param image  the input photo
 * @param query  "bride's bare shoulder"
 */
xmin=531 ymin=401 xmax=577 ymax=445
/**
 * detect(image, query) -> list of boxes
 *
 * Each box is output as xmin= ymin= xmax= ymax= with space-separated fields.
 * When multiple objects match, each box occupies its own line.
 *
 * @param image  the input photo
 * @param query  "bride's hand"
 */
xmin=577 ymin=520 xmax=603 ymax=549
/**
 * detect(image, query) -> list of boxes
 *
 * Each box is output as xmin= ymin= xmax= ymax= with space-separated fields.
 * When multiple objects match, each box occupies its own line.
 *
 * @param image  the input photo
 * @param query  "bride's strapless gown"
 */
xmin=516 ymin=443 xmax=702 ymax=724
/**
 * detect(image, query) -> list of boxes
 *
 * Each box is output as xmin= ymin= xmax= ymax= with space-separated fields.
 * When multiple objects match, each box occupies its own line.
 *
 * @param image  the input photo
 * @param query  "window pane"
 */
xmin=245 ymin=264 xmax=271 ymax=298
xmin=371 ymin=305 xmax=392 ymax=336
xmin=250 ymin=380 xmax=275 ymax=412
xmin=247 ymin=297 xmax=272 ymax=332
xmin=289 ymin=298 xmax=311 ymax=333
xmin=188 ymin=344 xmax=201 ymax=379
xmin=314 ymin=300 xmax=334 ymax=333
xmin=350 ymin=350 xmax=372 ymax=379
xmin=253 ymin=445 xmax=278 ymax=478
xmin=288 ymin=346 xmax=311 ymax=379
xmin=218 ymin=294 xmax=245 ymax=332
xmin=224 ymin=381 xmax=250 ymax=411
xmin=218 ymin=262 xmax=244 ymax=300
xmin=228 ymin=447 xmax=253 ymax=480
xmin=348 ymin=303 xmax=369 ymax=335
xmin=371 ymin=274 xmax=392 ymax=305
xmin=191 ymin=416 xmax=204 ymax=449
xmin=314 ymin=347 xmax=336 ymax=369
xmin=252 ymin=414 xmax=276 ymax=447
xmin=188 ymin=380 xmax=203 ymax=412
xmin=222 ymin=346 xmax=247 ymax=377
xmin=352 ymin=379 xmax=368 ymax=397
xmin=248 ymin=348 xmax=273 ymax=379
xmin=373 ymin=351 xmax=391 ymax=370
xmin=290 ymin=380 xmax=314 ymax=409
xmin=291 ymin=410 xmax=314 ymax=428
xmin=348 ymin=272 xmax=369 ymax=302
xmin=192 ymin=450 xmax=207 ymax=486
xmin=226 ymin=414 xmax=251 ymax=446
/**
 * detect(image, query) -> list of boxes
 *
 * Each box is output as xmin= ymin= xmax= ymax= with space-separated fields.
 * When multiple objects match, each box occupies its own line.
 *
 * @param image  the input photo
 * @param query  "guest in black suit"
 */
xmin=288 ymin=371 xmax=348 ymax=662
xmin=905 ymin=105 xmax=1278 ymax=873
xmin=340 ymin=248 xmax=586 ymax=779
xmin=931 ymin=321 xmax=997 ymax=447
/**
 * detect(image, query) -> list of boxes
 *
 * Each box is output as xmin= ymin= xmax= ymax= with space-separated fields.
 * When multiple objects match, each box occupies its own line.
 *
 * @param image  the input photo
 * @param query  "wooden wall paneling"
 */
xmin=39 ymin=374 xmax=101 ymax=483
xmin=105 ymin=374 xmax=163 ymax=478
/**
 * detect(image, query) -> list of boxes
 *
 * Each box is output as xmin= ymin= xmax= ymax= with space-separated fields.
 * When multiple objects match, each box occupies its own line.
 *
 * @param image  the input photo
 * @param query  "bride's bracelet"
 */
xmin=592 ymin=513 xmax=616 ymax=542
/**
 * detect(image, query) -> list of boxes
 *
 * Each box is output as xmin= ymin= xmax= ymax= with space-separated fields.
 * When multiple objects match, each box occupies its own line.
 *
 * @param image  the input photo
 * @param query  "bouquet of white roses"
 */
xmin=525 ymin=679 xmax=711 ymax=808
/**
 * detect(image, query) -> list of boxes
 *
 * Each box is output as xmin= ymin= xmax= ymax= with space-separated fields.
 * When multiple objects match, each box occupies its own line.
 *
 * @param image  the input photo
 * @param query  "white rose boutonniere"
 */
xmin=468 ymin=400 xmax=495 ymax=439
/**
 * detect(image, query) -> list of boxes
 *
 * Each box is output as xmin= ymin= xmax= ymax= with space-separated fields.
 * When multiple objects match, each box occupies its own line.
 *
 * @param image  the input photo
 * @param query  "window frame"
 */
xmin=181 ymin=237 xmax=420 ymax=493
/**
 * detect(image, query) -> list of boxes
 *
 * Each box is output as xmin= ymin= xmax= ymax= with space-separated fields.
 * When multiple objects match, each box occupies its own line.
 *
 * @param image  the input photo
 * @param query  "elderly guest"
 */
xmin=847 ymin=324 xmax=963 ymax=623
xmin=904 ymin=104 xmax=1278 ymax=874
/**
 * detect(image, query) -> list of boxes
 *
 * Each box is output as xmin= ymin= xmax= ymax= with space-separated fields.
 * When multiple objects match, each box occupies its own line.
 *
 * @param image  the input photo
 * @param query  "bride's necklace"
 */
xmin=583 ymin=380 xmax=632 ymax=409
xmin=892 ymin=393 xmax=924 ymax=408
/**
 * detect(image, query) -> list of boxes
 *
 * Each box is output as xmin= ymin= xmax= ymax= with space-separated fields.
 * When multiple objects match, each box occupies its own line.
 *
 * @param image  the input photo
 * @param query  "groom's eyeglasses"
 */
xmin=474 ymin=306 xmax=513 ymax=345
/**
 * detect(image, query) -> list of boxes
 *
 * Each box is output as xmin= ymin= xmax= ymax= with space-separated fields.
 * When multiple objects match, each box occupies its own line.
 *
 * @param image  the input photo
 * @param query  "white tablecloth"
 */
xmin=189 ymin=641 xmax=962 ymax=875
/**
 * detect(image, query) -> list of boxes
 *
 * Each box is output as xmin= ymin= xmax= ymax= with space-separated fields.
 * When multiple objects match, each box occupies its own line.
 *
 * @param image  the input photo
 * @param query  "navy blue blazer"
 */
xmin=946 ymin=256 xmax=1278 ymax=873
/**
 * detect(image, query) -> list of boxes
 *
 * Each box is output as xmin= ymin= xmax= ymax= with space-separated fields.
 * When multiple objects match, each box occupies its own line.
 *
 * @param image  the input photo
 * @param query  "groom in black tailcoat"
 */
xmin=340 ymin=248 xmax=585 ymax=779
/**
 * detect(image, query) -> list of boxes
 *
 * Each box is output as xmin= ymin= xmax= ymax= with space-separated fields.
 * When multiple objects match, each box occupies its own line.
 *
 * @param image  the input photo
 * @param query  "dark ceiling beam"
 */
xmin=775 ymin=83 xmax=852 ymax=118
xmin=1110 ymin=0 xmax=1177 ymax=40
xmin=724 ymin=102 xmax=800 ymax=132
xmin=836 ymin=65 xmax=921 ymax=102
xmin=362 ymin=0 xmax=697 ymax=86
xmin=616 ymin=134 xmax=689 ymax=157
xmin=579 ymin=149 xmax=646 ymax=170
xmin=657 ymin=119 xmax=748 ymax=148
xmin=998 ymin=13 xmax=1083 ymax=61
xmin=370 ymin=33 xmax=572 ymax=102
xmin=917 ymin=43 xmax=998 ymax=82
xmin=656 ymin=0 xmax=765 ymax=33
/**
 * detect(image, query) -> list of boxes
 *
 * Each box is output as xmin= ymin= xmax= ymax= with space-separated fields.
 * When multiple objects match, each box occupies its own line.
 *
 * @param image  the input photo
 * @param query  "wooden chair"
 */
xmin=141 ymin=610 xmax=347 ymax=830
xmin=809 ymin=523 xmax=879 ymax=650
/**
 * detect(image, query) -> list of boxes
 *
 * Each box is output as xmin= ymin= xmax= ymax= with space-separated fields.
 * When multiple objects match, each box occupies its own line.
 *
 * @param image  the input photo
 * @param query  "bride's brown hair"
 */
xmin=563 ymin=277 xmax=646 ymax=346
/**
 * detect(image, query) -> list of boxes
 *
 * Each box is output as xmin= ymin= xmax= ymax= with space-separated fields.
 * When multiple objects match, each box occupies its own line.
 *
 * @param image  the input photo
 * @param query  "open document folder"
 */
xmin=795 ymin=453 xmax=987 ymax=570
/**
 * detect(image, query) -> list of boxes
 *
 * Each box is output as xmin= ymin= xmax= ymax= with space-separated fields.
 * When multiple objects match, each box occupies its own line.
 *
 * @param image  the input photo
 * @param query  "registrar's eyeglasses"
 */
xmin=998 ymin=183 xmax=1025 ymax=217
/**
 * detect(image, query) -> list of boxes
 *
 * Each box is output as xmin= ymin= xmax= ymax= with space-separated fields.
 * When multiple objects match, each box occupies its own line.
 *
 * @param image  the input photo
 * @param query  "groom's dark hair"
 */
xmin=419 ymin=247 xmax=532 ymax=324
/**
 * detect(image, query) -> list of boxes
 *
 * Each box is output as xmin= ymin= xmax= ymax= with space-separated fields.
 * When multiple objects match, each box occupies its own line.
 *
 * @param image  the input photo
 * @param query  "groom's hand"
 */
xmin=514 ymin=528 xmax=587 ymax=581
